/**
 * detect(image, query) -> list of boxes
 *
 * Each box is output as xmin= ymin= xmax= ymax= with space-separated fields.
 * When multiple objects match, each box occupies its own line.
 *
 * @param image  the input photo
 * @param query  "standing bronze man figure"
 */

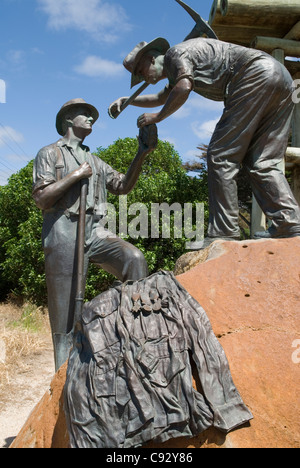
xmin=33 ymin=99 xmax=157 ymax=370
xmin=109 ymin=37 xmax=300 ymax=242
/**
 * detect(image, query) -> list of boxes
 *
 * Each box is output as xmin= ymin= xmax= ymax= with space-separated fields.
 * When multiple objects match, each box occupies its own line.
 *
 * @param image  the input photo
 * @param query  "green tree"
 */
xmin=86 ymin=138 xmax=208 ymax=297
xmin=0 ymin=138 xmax=209 ymax=305
xmin=0 ymin=162 xmax=45 ymax=302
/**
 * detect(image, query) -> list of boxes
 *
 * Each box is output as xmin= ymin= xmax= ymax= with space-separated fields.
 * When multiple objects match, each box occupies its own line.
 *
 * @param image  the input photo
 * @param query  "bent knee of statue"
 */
xmin=125 ymin=246 xmax=148 ymax=280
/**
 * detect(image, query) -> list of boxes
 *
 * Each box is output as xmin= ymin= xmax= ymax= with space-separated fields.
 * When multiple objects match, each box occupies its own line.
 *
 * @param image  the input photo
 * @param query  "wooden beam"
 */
xmin=209 ymin=1 xmax=300 ymax=45
xmin=284 ymin=21 xmax=300 ymax=41
xmin=272 ymin=48 xmax=285 ymax=64
xmin=286 ymin=147 xmax=300 ymax=164
xmin=251 ymin=37 xmax=300 ymax=57
xmin=291 ymin=166 xmax=300 ymax=205
xmin=292 ymin=104 xmax=300 ymax=148
xmin=285 ymin=60 xmax=300 ymax=77
xmin=209 ymin=25 xmax=284 ymax=48
xmin=251 ymin=198 xmax=266 ymax=237
xmin=291 ymin=102 xmax=300 ymax=204
xmin=220 ymin=0 xmax=300 ymax=27
xmin=209 ymin=0 xmax=222 ymax=25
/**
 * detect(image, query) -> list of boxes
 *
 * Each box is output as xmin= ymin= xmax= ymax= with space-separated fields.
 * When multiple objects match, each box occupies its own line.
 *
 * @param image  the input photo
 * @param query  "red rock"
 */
xmin=10 ymin=364 xmax=68 ymax=449
xmin=10 ymin=238 xmax=300 ymax=449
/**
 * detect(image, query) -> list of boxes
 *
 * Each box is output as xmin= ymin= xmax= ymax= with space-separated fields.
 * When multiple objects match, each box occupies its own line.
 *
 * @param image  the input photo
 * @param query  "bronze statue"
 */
xmin=109 ymin=37 xmax=300 ymax=243
xmin=32 ymin=98 xmax=157 ymax=371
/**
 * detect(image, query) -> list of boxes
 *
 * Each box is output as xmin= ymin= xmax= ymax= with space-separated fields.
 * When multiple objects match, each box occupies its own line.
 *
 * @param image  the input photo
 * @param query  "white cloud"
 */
xmin=162 ymin=135 xmax=177 ymax=147
xmin=170 ymin=95 xmax=224 ymax=120
xmin=184 ymin=149 xmax=200 ymax=160
xmin=191 ymin=119 xmax=219 ymax=140
xmin=37 ymin=0 xmax=131 ymax=42
xmin=74 ymin=56 xmax=124 ymax=78
xmin=5 ymin=153 xmax=25 ymax=163
xmin=0 ymin=126 xmax=24 ymax=147
xmin=170 ymin=106 xmax=191 ymax=120
xmin=31 ymin=47 xmax=45 ymax=55
xmin=7 ymin=50 xmax=25 ymax=66
xmin=189 ymin=95 xmax=224 ymax=112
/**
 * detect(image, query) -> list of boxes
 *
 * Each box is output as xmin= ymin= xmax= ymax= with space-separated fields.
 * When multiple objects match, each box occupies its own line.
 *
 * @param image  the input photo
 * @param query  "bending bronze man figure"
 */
xmin=110 ymin=37 xmax=300 ymax=242
xmin=33 ymin=99 xmax=157 ymax=370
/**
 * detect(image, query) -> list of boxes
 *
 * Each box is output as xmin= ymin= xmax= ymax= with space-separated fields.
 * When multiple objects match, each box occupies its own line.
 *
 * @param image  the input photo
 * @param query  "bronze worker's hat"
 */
xmin=123 ymin=37 xmax=170 ymax=88
xmin=56 ymin=98 xmax=99 ymax=136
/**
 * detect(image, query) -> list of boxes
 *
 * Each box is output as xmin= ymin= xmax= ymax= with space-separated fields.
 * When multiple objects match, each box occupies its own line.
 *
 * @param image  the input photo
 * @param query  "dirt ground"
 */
xmin=0 ymin=303 xmax=55 ymax=449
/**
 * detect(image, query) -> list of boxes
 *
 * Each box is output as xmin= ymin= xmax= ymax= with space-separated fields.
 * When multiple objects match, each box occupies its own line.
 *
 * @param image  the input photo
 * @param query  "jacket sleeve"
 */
xmin=174 ymin=276 xmax=253 ymax=433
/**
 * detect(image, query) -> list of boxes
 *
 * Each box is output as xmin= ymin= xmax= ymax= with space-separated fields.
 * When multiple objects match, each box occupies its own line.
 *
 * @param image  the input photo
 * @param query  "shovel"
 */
xmin=73 ymin=178 xmax=88 ymax=326
xmin=53 ymin=179 xmax=88 ymax=371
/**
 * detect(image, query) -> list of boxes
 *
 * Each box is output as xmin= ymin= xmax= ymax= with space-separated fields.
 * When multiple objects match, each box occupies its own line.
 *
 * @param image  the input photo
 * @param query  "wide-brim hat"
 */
xmin=123 ymin=37 xmax=170 ymax=88
xmin=56 ymin=98 xmax=99 ymax=136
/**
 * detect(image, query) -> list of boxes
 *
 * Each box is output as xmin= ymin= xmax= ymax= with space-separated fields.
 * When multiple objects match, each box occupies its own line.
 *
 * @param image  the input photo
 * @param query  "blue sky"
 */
xmin=0 ymin=0 xmax=224 ymax=186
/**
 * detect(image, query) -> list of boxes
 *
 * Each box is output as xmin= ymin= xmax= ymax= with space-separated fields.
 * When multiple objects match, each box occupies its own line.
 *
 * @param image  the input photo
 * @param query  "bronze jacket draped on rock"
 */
xmin=64 ymin=271 xmax=252 ymax=448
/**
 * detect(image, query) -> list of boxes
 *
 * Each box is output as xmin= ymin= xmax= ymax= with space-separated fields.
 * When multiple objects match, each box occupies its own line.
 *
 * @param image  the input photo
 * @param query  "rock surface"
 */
xmin=10 ymin=363 xmax=69 ymax=449
xmin=10 ymin=238 xmax=300 ymax=449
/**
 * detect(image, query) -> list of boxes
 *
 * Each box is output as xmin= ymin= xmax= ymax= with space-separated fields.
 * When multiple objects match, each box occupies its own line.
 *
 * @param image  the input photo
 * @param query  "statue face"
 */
xmin=67 ymin=106 xmax=94 ymax=135
xmin=135 ymin=54 xmax=163 ymax=85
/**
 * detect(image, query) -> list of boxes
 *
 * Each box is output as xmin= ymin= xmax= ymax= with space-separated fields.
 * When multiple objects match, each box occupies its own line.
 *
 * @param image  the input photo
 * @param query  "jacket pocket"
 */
xmin=95 ymin=368 xmax=116 ymax=397
xmin=137 ymin=336 xmax=185 ymax=388
xmin=94 ymin=341 xmax=120 ymax=397
xmin=82 ymin=291 xmax=120 ymax=356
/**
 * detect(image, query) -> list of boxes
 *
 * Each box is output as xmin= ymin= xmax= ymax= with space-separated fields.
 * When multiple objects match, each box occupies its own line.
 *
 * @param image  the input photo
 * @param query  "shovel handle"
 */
xmin=75 ymin=179 xmax=88 ymax=307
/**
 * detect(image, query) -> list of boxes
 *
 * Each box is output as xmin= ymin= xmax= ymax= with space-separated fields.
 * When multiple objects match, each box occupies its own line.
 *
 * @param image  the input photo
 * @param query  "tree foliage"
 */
xmin=0 ymin=138 xmax=209 ymax=305
xmin=0 ymin=162 xmax=45 ymax=302
xmin=87 ymin=138 xmax=209 ymax=298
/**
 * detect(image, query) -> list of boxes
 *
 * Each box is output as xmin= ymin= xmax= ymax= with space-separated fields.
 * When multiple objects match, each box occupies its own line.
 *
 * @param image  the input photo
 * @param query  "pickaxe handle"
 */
xmin=108 ymin=82 xmax=149 ymax=120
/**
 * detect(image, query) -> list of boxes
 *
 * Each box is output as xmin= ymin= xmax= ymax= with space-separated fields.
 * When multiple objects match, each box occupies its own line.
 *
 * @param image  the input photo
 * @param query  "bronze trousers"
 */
xmin=42 ymin=212 xmax=148 ymax=369
xmin=207 ymin=54 xmax=300 ymax=238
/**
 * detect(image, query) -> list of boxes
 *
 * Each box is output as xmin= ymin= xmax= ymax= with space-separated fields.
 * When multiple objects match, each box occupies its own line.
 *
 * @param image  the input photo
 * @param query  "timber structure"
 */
xmin=209 ymin=0 xmax=300 ymax=235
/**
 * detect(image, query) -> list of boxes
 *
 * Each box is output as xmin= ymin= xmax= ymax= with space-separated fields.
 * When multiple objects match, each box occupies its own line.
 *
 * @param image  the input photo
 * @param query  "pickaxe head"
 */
xmin=175 ymin=0 xmax=218 ymax=40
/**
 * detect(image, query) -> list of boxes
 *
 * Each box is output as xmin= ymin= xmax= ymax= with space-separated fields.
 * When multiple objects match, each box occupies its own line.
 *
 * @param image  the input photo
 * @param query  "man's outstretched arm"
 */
xmin=137 ymin=78 xmax=193 ymax=128
xmin=109 ymin=86 xmax=171 ymax=116
xmin=107 ymin=125 xmax=158 ymax=196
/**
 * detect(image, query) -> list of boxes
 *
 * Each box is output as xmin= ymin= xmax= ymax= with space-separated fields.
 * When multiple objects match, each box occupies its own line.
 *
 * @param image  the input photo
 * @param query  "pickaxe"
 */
xmin=175 ymin=0 xmax=218 ymax=41
xmin=108 ymin=0 xmax=218 ymax=119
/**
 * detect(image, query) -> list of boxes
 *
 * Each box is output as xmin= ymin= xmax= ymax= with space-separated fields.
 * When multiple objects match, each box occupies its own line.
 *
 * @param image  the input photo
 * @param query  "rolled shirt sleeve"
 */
xmin=32 ymin=145 xmax=57 ymax=195
xmin=105 ymin=163 xmax=126 ymax=196
xmin=164 ymin=46 xmax=195 ymax=90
